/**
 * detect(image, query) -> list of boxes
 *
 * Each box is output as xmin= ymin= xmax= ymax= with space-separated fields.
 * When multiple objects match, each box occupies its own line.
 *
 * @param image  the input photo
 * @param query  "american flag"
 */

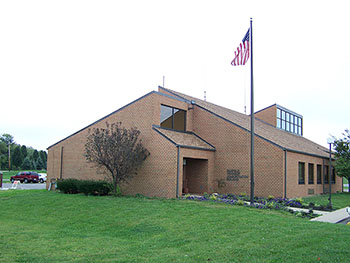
xmin=231 ymin=29 xmax=250 ymax=66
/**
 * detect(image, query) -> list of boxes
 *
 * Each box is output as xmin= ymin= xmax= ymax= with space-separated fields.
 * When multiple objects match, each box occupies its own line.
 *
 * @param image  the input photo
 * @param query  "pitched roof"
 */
xmin=153 ymin=125 xmax=215 ymax=151
xmin=159 ymin=87 xmax=329 ymax=158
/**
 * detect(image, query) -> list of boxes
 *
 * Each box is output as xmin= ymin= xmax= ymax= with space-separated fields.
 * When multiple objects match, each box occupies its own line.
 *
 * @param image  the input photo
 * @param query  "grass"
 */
xmin=1 ymin=191 xmax=350 ymax=262
xmin=303 ymin=192 xmax=350 ymax=210
xmin=1 ymin=170 xmax=46 ymax=180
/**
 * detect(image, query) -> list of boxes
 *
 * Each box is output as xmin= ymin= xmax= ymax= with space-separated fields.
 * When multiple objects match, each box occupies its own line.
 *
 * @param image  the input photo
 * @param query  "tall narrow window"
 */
xmin=331 ymin=167 xmax=336 ymax=184
xmin=317 ymin=164 xmax=322 ymax=184
xmin=308 ymin=163 xmax=314 ymax=184
xmin=160 ymin=105 xmax=186 ymax=131
xmin=298 ymin=162 xmax=305 ymax=184
xmin=324 ymin=165 xmax=329 ymax=184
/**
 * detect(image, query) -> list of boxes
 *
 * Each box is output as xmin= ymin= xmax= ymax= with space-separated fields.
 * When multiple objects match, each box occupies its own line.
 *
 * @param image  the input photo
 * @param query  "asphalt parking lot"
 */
xmin=1 ymin=182 xmax=46 ymax=190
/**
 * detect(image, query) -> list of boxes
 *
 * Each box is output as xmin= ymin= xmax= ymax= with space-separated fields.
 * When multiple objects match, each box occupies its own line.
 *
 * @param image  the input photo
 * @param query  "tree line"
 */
xmin=0 ymin=133 xmax=47 ymax=171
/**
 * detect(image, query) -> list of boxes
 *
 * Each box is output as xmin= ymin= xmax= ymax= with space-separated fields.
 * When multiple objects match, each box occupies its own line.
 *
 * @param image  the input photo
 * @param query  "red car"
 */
xmin=10 ymin=171 xmax=39 ymax=183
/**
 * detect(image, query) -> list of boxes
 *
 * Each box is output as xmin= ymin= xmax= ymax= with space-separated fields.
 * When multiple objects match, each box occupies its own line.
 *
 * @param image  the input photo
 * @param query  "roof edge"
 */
xmin=152 ymin=125 xmax=216 ymax=151
xmin=285 ymin=148 xmax=330 ymax=159
xmin=194 ymin=104 xmax=286 ymax=151
xmin=47 ymin=91 xmax=157 ymax=150
xmin=158 ymin=86 xmax=192 ymax=104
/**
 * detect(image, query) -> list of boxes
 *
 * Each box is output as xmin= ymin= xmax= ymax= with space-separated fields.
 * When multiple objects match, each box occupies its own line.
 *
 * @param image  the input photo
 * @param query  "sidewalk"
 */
xmin=311 ymin=207 xmax=350 ymax=224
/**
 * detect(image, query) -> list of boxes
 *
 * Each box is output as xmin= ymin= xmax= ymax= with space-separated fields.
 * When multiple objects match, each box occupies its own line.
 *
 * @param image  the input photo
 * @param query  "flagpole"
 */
xmin=249 ymin=18 xmax=255 ymax=204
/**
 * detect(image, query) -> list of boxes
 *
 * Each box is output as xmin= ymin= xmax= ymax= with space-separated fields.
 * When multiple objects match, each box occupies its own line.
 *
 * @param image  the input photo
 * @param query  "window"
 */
xmin=298 ymin=162 xmax=305 ymax=184
xmin=331 ymin=167 xmax=336 ymax=184
xmin=308 ymin=163 xmax=314 ymax=184
xmin=317 ymin=164 xmax=322 ymax=184
xmin=276 ymin=107 xmax=303 ymax=136
xmin=160 ymin=105 xmax=186 ymax=131
xmin=324 ymin=165 xmax=329 ymax=184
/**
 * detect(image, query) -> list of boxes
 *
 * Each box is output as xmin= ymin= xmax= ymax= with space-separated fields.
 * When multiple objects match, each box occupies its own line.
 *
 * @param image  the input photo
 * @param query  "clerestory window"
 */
xmin=160 ymin=105 xmax=186 ymax=131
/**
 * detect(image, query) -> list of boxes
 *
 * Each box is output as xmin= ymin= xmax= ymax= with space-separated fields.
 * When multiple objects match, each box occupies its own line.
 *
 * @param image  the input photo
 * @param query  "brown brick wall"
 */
xmin=255 ymin=105 xmax=277 ymax=127
xmin=286 ymin=151 xmax=342 ymax=198
xmin=48 ymin=92 xmax=191 ymax=198
xmin=47 ymin=89 xmax=342 ymax=199
xmin=191 ymin=106 xmax=285 ymax=198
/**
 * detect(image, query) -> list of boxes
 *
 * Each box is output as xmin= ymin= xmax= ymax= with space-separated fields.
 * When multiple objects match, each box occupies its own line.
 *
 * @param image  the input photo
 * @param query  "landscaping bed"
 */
xmin=184 ymin=193 xmax=335 ymax=219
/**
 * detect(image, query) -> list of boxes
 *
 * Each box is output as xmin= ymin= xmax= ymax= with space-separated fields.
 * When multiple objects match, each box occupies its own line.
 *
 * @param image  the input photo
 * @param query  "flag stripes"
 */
xmin=231 ymin=29 xmax=250 ymax=66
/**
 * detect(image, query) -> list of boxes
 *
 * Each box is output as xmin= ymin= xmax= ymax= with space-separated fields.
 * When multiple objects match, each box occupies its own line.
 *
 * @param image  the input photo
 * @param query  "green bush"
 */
xmin=57 ymin=179 xmax=80 ymax=194
xmin=56 ymin=179 xmax=112 ymax=196
xmin=79 ymin=180 xmax=112 ymax=196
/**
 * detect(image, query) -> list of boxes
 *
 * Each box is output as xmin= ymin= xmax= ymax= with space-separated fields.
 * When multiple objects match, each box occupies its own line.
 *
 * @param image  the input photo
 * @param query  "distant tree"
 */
xmin=21 ymin=157 xmax=32 ymax=170
xmin=0 ymin=134 xmax=14 ymax=145
xmin=36 ymin=156 xmax=45 ymax=170
xmin=0 ymin=142 xmax=7 ymax=169
xmin=84 ymin=122 xmax=150 ymax=195
xmin=0 ymin=134 xmax=14 ymax=170
xmin=39 ymin=150 xmax=47 ymax=169
xmin=333 ymin=129 xmax=350 ymax=192
xmin=12 ymin=146 xmax=23 ymax=169
xmin=33 ymin=150 xmax=39 ymax=162
xmin=21 ymin=145 xmax=28 ymax=159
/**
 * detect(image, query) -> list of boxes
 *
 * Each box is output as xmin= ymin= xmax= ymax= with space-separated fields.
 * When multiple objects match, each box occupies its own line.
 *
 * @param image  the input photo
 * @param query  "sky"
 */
xmin=1 ymin=0 xmax=349 ymax=151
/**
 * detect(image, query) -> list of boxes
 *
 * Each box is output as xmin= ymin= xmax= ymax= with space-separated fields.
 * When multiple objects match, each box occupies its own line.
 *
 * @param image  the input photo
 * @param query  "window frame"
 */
xmin=308 ymin=163 xmax=314 ymax=184
xmin=276 ymin=107 xmax=303 ymax=136
xmin=324 ymin=165 xmax=329 ymax=184
xmin=298 ymin=162 xmax=305 ymax=185
xmin=317 ymin=164 xmax=322 ymax=184
xmin=160 ymin=104 xmax=187 ymax=131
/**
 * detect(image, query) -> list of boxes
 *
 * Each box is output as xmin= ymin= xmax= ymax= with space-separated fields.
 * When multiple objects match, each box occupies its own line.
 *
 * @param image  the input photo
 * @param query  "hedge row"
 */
xmin=56 ymin=179 xmax=112 ymax=196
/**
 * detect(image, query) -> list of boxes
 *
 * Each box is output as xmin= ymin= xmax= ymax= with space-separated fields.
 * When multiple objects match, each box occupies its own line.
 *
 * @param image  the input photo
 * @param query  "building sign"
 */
xmin=226 ymin=169 xmax=248 ymax=181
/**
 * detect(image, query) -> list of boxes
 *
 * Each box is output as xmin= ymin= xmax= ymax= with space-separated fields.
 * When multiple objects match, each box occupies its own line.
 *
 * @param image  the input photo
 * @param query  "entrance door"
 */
xmin=182 ymin=158 xmax=208 ymax=195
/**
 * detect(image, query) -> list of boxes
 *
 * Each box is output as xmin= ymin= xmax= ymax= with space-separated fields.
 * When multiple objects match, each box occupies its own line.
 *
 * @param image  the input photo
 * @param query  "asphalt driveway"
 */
xmin=1 ymin=182 xmax=46 ymax=190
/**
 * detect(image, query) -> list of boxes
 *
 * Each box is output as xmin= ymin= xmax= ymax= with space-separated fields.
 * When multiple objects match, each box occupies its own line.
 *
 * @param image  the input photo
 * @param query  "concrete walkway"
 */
xmin=311 ymin=207 xmax=350 ymax=224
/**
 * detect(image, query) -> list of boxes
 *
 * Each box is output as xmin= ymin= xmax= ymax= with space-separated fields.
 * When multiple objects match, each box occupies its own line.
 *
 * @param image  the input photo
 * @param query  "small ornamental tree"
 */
xmin=333 ymin=129 xmax=350 ymax=192
xmin=84 ymin=122 xmax=150 ymax=195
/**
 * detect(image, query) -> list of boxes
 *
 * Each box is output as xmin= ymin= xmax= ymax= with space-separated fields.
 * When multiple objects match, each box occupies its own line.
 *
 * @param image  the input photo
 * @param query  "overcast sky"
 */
xmin=1 ymin=0 xmax=349 ymax=151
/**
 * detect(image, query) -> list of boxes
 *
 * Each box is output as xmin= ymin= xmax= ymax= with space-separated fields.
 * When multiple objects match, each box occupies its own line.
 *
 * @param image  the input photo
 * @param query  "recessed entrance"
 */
xmin=182 ymin=158 xmax=208 ymax=195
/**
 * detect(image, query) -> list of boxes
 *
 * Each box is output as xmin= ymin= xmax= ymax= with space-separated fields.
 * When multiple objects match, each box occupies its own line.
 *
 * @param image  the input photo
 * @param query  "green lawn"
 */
xmin=303 ymin=192 xmax=350 ymax=210
xmin=0 ymin=191 xmax=350 ymax=262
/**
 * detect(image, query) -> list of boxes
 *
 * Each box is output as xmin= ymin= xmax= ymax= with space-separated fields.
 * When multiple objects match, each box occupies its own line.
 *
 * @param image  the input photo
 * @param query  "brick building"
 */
xmin=47 ymin=87 xmax=341 ymax=198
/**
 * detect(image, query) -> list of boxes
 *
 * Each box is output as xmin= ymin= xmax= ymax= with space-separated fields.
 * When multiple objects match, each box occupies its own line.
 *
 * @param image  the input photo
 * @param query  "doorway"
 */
xmin=182 ymin=158 xmax=208 ymax=195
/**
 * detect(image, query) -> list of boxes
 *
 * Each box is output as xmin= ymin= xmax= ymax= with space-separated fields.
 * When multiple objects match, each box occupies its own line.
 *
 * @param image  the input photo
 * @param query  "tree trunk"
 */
xmin=113 ymin=178 xmax=118 ymax=195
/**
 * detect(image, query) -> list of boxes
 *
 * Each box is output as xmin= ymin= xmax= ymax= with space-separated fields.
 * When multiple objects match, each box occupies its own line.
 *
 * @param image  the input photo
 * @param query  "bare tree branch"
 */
xmin=84 ymin=122 xmax=149 ymax=194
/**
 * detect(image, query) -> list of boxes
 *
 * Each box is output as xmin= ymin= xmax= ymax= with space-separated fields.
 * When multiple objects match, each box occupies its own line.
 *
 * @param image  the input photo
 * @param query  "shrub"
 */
xmin=56 ymin=179 xmax=112 ymax=196
xmin=79 ymin=180 xmax=112 ymax=196
xmin=57 ymin=179 xmax=80 ymax=194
